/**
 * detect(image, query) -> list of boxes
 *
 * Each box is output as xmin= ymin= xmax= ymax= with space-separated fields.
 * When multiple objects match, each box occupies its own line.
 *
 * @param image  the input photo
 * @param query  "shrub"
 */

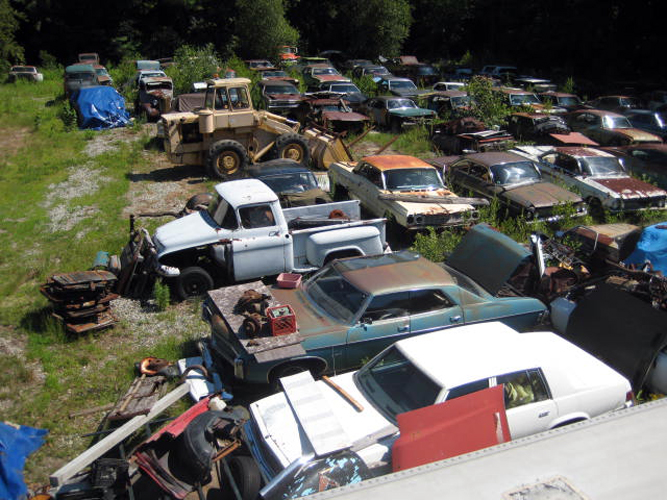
xmin=153 ymin=279 xmax=170 ymax=311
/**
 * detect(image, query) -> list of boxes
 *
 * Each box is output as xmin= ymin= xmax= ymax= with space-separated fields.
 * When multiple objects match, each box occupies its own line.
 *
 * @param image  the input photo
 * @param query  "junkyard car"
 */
xmin=426 ymin=90 xmax=472 ymax=117
xmin=391 ymin=63 xmax=440 ymax=87
xmin=134 ymin=69 xmax=168 ymax=87
xmin=314 ymin=81 xmax=368 ymax=109
xmin=93 ymin=64 xmax=113 ymax=86
xmin=296 ymin=97 xmax=370 ymax=133
xmin=433 ymin=81 xmax=466 ymax=92
xmin=602 ymin=143 xmax=667 ymax=189
xmin=257 ymin=69 xmax=299 ymax=87
xmin=329 ymin=155 xmax=481 ymax=232
xmin=565 ymin=109 xmax=663 ymax=146
xmin=302 ymin=64 xmax=349 ymax=89
xmin=512 ymin=146 xmax=667 ymax=214
xmin=246 ymin=59 xmax=276 ymax=71
xmin=623 ymin=109 xmax=667 ymax=140
xmin=430 ymin=117 xmax=514 ymax=154
xmin=7 ymin=65 xmax=43 ymax=82
xmin=256 ymin=79 xmax=304 ymax=117
xmin=587 ymin=95 xmax=640 ymax=113
xmin=352 ymin=64 xmax=391 ymax=81
xmin=539 ymin=91 xmax=586 ymax=112
xmin=64 ymin=63 xmax=97 ymax=98
xmin=377 ymin=77 xmax=429 ymax=99
xmin=78 ymin=52 xmax=99 ymax=65
xmin=442 ymin=151 xmax=587 ymax=221
xmin=135 ymin=76 xmax=173 ymax=120
xmin=362 ymin=96 xmax=436 ymax=132
xmin=245 ymin=159 xmax=332 ymax=207
xmin=496 ymin=87 xmax=563 ymax=113
xmin=513 ymin=77 xmax=556 ymax=92
xmin=237 ymin=322 xmax=631 ymax=499
xmin=507 ymin=112 xmax=598 ymax=146
xmin=204 ymin=231 xmax=549 ymax=385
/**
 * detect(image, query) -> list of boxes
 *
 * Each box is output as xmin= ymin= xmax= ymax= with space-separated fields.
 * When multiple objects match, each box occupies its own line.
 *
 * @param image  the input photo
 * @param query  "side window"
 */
xmin=229 ymin=87 xmax=250 ymax=109
xmin=446 ymin=378 xmax=490 ymax=401
xmin=367 ymin=167 xmax=383 ymax=188
xmin=469 ymin=163 xmax=489 ymax=180
xmin=498 ymin=369 xmax=549 ymax=409
xmin=554 ymin=155 xmax=578 ymax=174
xmin=451 ymin=161 xmax=470 ymax=174
xmin=407 ymin=289 xmax=453 ymax=315
xmin=214 ymin=89 xmax=229 ymax=110
xmin=238 ymin=204 xmax=276 ymax=228
xmin=362 ymin=292 xmax=410 ymax=322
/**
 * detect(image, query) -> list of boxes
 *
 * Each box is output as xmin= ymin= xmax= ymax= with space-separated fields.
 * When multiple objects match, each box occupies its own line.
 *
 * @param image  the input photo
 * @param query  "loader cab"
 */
xmin=200 ymin=78 xmax=255 ymax=131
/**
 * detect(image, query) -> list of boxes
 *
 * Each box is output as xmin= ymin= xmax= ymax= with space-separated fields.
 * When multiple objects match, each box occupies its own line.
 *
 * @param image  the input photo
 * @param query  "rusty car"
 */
xmin=257 ymin=68 xmax=299 ymax=87
xmin=377 ymin=76 xmax=429 ymax=99
xmin=601 ymin=143 xmax=667 ymax=189
xmin=7 ymin=65 xmax=43 ymax=82
xmin=135 ymin=76 xmax=173 ymax=121
xmin=587 ymin=95 xmax=640 ymax=114
xmin=361 ymin=96 xmax=436 ymax=132
xmin=425 ymin=90 xmax=472 ymax=118
xmin=202 ymin=227 xmax=549 ymax=386
xmin=93 ymin=64 xmax=113 ymax=86
xmin=512 ymin=146 xmax=667 ymax=214
xmin=329 ymin=155 xmax=484 ymax=233
xmin=64 ymin=63 xmax=97 ymax=98
xmin=296 ymin=96 xmax=370 ymax=133
xmin=256 ymin=79 xmax=305 ymax=117
xmin=430 ymin=117 xmax=514 ymax=155
xmin=507 ymin=112 xmax=598 ymax=146
xmin=539 ymin=91 xmax=586 ymax=112
xmin=301 ymin=63 xmax=350 ymax=89
xmin=245 ymin=59 xmax=276 ymax=71
xmin=77 ymin=52 xmax=99 ymax=65
xmin=496 ymin=87 xmax=565 ymax=114
xmin=623 ymin=109 xmax=667 ymax=140
xmin=437 ymin=151 xmax=588 ymax=222
xmin=565 ymin=109 xmax=663 ymax=146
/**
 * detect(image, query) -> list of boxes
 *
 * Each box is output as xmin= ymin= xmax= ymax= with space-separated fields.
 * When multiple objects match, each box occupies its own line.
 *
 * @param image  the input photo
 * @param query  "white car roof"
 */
xmin=395 ymin=322 xmax=627 ymax=392
xmin=214 ymin=179 xmax=278 ymax=208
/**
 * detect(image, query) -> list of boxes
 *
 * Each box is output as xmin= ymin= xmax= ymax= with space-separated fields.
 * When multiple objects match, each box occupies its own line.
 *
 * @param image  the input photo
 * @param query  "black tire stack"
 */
xmin=40 ymin=270 xmax=119 ymax=334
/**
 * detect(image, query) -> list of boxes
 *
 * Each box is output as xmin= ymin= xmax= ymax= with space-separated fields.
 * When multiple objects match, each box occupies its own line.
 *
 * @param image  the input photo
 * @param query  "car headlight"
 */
xmin=524 ymin=208 xmax=536 ymax=220
xmin=414 ymin=215 xmax=425 ymax=225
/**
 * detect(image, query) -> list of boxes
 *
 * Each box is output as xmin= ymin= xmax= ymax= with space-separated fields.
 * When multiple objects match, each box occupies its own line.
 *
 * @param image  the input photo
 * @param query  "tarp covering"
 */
xmin=624 ymin=223 xmax=667 ymax=274
xmin=73 ymin=86 xmax=131 ymax=130
xmin=0 ymin=422 xmax=48 ymax=499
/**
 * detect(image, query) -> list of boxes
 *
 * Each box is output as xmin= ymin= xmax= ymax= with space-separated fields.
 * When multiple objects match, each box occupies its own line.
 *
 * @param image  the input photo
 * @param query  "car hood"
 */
xmin=391 ymin=89 xmax=430 ymax=98
xmin=267 ymin=93 xmax=304 ymax=101
xmin=446 ymin=223 xmax=531 ymax=295
xmin=388 ymin=108 xmax=435 ymax=118
xmin=322 ymin=110 xmax=368 ymax=122
xmin=249 ymin=372 xmax=394 ymax=469
xmin=613 ymin=128 xmax=662 ymax=143
xmin=585 ymin=176 xmax=667 ymax=199
xmin=154 ymin=211 xmax=226 ymax=258
xmin=502 ymin=181 xmax=581 ymax=208
xmin=383 ymin=189 xmax=475 ymax=215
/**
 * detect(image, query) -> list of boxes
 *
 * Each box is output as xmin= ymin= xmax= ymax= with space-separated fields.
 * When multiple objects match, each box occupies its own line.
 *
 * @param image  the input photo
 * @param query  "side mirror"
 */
xmin=360 ymin=316 xmax=373 ymax=326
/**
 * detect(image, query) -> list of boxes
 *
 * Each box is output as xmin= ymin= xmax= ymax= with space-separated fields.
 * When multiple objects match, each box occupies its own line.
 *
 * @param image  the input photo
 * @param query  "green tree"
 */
xmin=235 ymin=0 xmax=299 ymax=60
xmin=167 ymin=44 xmax=221 ymax=95
xmin=0 ymin=0 xmax=24 ymax=73
xmin=466 ymin=76 xmax=511 ymax=128
xmin=342 ymin=0 xmax=411 ymax=57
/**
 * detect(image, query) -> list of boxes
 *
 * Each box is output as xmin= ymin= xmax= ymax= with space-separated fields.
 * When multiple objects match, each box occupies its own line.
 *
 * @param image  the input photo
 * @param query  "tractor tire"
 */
xmin=206 ymin=140 xmax=248 ymax=180
xmin=269 ymin=133 xmax=310 ymax=166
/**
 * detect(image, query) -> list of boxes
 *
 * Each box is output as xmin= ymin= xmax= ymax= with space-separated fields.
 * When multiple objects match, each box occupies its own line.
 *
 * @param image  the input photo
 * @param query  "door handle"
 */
xmin=450 ymin=315 xmax=462 ymax=323
xmin=397 ymin=325 xmax=409 ymax=332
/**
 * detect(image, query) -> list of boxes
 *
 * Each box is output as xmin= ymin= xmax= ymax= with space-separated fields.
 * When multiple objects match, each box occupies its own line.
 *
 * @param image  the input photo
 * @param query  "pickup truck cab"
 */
xmin=234 ymin=322 xmax=632 ymax=499
xmin=146 ymin=179 xmax=386 ymax=299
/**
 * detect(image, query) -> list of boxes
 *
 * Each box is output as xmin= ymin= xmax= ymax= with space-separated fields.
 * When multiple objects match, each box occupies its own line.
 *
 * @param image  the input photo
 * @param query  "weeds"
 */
xmin=153 ymin=279 xmax=171 ymax=311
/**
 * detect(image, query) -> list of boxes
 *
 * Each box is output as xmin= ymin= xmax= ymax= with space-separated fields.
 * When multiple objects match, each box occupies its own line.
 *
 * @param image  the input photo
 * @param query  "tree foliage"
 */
xmin=0 ymin=0 xmax=24 ymax=72
xmin=235 ymin=0 xmax=298 ymax=60
xmin=466 ymin=76 xmax=511 ymax=128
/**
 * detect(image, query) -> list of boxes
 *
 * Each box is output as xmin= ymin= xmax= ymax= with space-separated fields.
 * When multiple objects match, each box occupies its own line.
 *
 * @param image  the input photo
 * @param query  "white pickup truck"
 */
xmin=120 ymin=179 xmax=386 ymax=299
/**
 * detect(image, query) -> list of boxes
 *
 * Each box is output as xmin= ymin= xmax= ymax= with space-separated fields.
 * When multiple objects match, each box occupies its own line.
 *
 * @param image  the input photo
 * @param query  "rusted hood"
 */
xmin=322 ymin=110 xmax=368 ymax=122
xmin=268 ymin=93 xmax=304 ymax=101
xmin=270 ymin=287 xmax=349 ymax=339
xmin=617 ymin=128 xmax=662 ymax=143
xmin=550 ymin=132 xmax=598 ymax=146
xmin=588 ymin=176 xmax=667 ymax=199
xmin=504 ymin=181 xmax=581 ymax=208
xmin=316 ymin=75 xmax=350 ymax=83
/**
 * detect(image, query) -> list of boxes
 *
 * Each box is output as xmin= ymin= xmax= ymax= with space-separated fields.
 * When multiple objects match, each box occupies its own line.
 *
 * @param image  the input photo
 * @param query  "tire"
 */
xmin=207 ymin=140 xmax=248 ymax=180
xmin=390 ymin=118 xmax=402 ymax=134
xmin=269 ymin=133 xmax=310 ymax=166
xmin=177 ymin=411 xmax=230 ymax=483
xmin=587 ymin=197 xmax=604 ymax=219
xmin=185 ymin=192 xmax=214 ymax=211
xmin=175 ymin=266 xmax=214 ymax=300
xmin=221 ymin=455 xmax=262 ymax=500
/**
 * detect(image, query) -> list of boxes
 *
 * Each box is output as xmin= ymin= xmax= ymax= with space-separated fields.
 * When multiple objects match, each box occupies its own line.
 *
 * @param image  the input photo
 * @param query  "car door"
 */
xmin=494 ymin=369 xmax=558 ymax=439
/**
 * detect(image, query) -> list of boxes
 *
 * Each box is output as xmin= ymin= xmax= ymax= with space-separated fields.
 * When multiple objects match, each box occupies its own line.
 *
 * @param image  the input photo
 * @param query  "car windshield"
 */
xmin=314 ymin=67 xmax=339 ymax=76
xmin=558 ymin=96 xmax=582 ymax=106
xmin=387 ymin=99 xmax=417 ymax=109
xmin=450 ymin=95 xmax=471 ymax=108
xmin=330 ymin=83 xmax=361 ymax=93
xmin=439 ymin=263 xmax=491 ymax=298
xmin=67 ymin=72 xmax=95 ymax=81
xmin=146 ymin=82 xmax=172 ymax=91
xmin=354 ymin=346 xmax=442 ymax=424
xmin=260 ymin=172 xmax=319 ymax=194
xmin=263 ymin=70 xmax=287 ymax=77
xmin=391 ymin=80 xmax=418 ymax=90
xmin=491 ymin=161 xmax=541 ymax=184
xmin=509 ymin=93 xmax=541 ymax=105
xmin=384 ymin=168 xmax=444 ymax=190
xmin=603 ymin=115 xmax=632 ymax=129
xmin=620 ymin=97 xmax=639 ymax=107
xmin=580 ymin=157 xmax=625 ymax=176
xmin=12 ymin=66 xmax=34 ymax=72
xmin=142 ymin=71 xmax=166 ymax=78
xmin=371 ymin=66 xmax=390 ymax=75
xmin=266 ymin=85 xmax=299 ymax=95
xmin=304 ymin=266 xmax=368 ymax=323
xmin=95 ymin=68 xmax=110 ymax=76
xmin=417 ymin=66 xmax=437 ymax=75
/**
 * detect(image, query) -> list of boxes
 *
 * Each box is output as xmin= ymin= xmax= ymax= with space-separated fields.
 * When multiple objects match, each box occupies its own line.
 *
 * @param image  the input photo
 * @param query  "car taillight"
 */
xmin=626 ymin=390 xmax=636 ymax=406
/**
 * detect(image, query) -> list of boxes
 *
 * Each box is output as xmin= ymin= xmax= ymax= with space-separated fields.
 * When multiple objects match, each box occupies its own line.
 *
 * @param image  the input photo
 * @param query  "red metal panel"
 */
xmin=392 ymin=385 xmax=510 ymax=472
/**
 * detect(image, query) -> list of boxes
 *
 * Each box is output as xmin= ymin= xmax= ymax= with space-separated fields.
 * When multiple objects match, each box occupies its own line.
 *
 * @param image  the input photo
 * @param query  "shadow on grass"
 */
xmin=126 ymin=164 xmax=207 ymax=184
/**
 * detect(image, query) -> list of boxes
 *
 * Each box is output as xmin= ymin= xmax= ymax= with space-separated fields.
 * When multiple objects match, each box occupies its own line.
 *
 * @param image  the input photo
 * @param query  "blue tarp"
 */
xmin=73 ymin=86 xmax=131 ymax=130
xmin=0 ymin=422 xmax=48 ymax=500
xmin=624 ymin=222 xmax=667 ymax=274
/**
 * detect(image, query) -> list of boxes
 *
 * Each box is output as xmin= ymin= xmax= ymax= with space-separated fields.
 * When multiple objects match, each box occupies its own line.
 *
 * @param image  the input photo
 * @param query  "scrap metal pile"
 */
xmin=40 ymin=270 xmax=119 ymax=334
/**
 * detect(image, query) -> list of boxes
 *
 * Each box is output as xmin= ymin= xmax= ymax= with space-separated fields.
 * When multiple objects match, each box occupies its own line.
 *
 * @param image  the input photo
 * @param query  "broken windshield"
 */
xmin=304 ymin=266 xmax=368 ymax=324
xmin=384 ymin=168 xmax=444 ymax=190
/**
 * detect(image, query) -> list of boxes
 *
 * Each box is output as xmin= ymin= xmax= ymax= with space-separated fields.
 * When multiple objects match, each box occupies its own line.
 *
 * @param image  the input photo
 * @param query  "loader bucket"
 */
xmin=303 ymin=127 xmax=353 ymax=170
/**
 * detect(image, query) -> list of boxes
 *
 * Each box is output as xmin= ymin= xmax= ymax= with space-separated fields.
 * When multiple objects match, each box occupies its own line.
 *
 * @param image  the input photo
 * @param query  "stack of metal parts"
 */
xmin=40 ymin=270 xmax=119 ymax=334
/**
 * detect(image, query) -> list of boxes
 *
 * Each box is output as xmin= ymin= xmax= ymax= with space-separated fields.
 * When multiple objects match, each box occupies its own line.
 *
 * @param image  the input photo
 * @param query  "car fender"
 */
xmin=548 ymin=412 xmax=589 ymax=429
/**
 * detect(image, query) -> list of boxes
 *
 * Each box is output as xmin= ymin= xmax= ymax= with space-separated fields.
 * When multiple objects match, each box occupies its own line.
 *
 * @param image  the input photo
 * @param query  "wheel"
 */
xmin=269 ymin=133 xmax=310 ymax=166
xmin=185 ymin=192 xmax=214 ymax=211
xmin=221 ymin=455 xmax=262 ymax=500
xmin=206 ymin=140 xmax=248 ymax=180
xmin=587 ymin=197 xmax=604 ymax=219
xmin=269 ymin=362 xmax=323 ymax=390
xmin=175 ymin=266 xmax=214 ymax=300
xmin=390 ymin=118 xmax=402 ymax=134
